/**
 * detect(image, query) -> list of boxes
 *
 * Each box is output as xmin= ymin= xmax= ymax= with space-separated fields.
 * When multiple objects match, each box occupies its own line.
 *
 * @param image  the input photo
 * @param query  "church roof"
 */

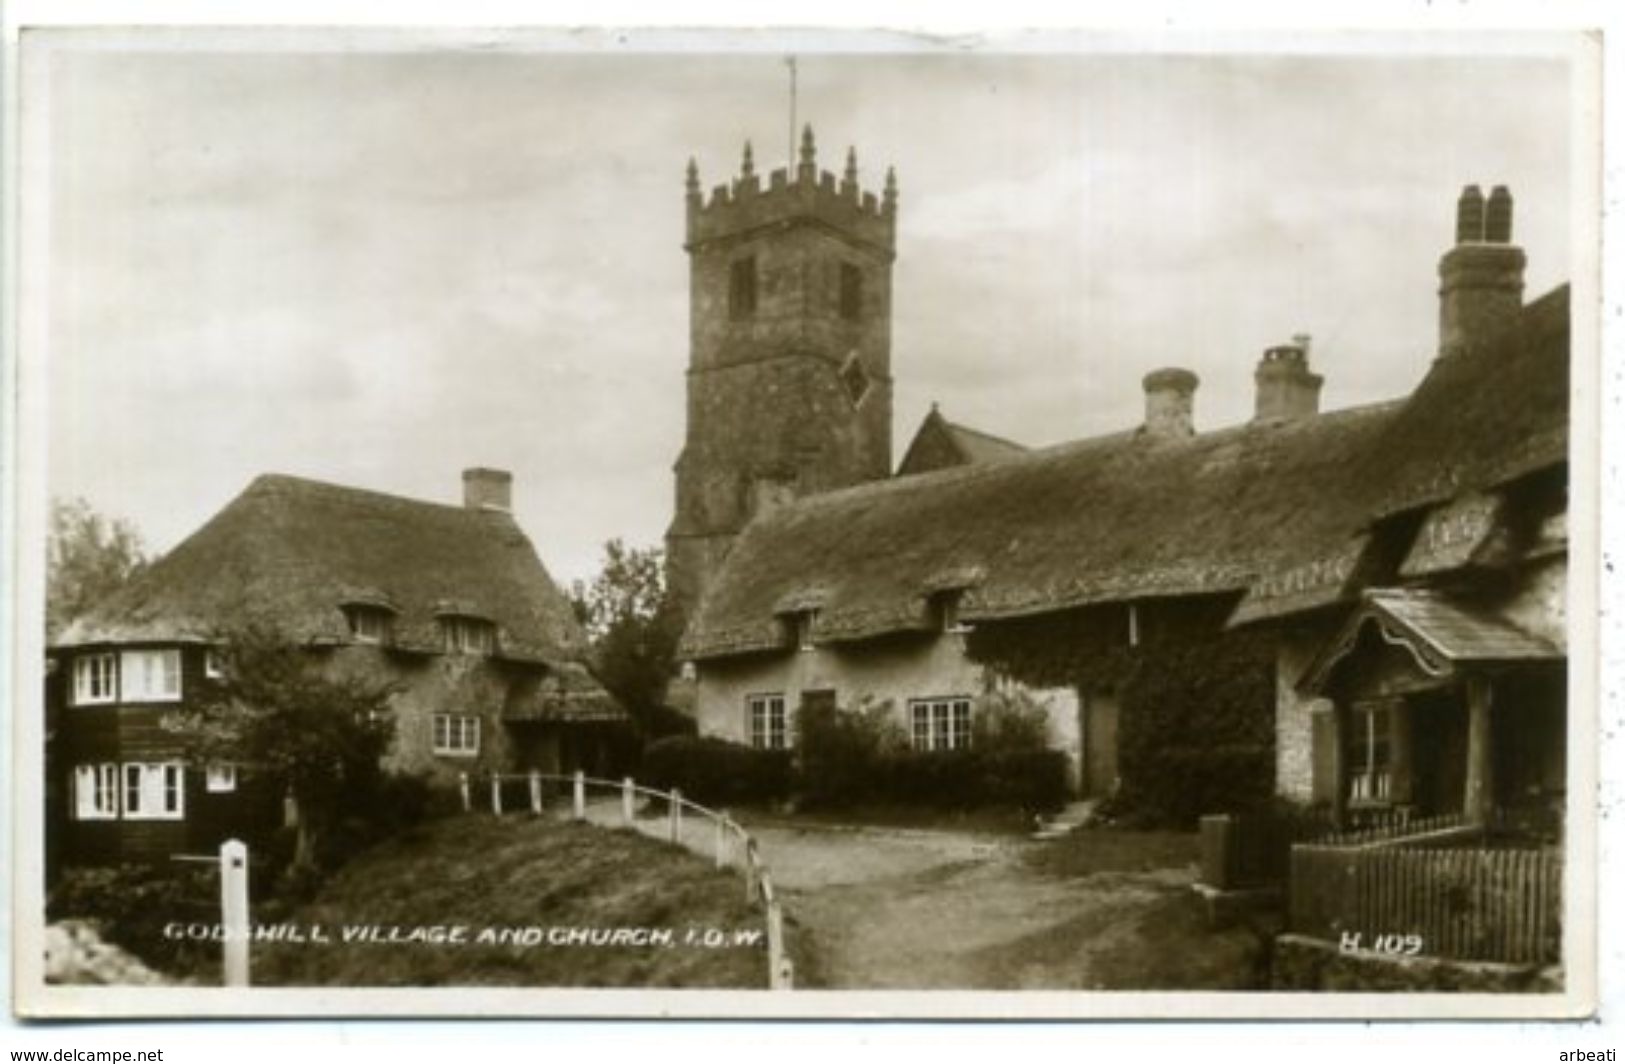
xmin=53 ymin=474 xmax=595 ymax=673
xmin=896 ymin=407 xmax=1029 ymax=477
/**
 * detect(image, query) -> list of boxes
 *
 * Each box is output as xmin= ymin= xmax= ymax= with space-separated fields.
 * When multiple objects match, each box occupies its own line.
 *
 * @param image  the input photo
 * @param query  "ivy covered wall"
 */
xmin=965 ymin=597 xmax=1278 ymax=826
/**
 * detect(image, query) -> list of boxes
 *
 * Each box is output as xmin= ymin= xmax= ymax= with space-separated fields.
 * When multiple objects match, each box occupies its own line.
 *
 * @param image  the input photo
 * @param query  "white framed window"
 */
xmin=1349 ymin=701 xmax=1394 ymax=804
xmin=73 ymin=653 xmax=118 ymax=706
xmin=432 ymin=713 xmax=481 ymax=756
xmin=73 ymin=764 xmax=119 ymax=820
xmin=747 ymin=694 xmax=788 ymax=750
xmin=910 ymin=697 xmax=973 ymax=752
xmin=121 ymin=762 xmax=185 ymax=820
xmin=346 ymin=607 xmax=394 ymax=645
xmin=120 ymin=649 xmax=181 ymax=703
xmin=204 ymin=648 xmax=225 ymax=679
xmin=440 ymin=617 xmax=496 ymax=656
xmin=205 ymin=764 xmax=238 ymax=793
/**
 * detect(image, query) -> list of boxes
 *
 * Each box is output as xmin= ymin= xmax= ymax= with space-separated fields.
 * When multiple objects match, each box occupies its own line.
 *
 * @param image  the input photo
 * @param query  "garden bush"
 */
xmin=794 ymin=692 xmax=1068 ymax=813
xmin=48 ymin=863 xmax=237 ymax=978
xmin=640 ymin=734 xmax=792 ymax=806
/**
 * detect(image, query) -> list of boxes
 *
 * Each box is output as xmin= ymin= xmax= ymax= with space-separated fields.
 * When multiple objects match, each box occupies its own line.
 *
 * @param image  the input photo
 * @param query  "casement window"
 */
xmin=839 ymin=262 xmax=863 ymax=320
xmin=747 ymin=694 xmax=788 ymax=750
xmin=910 ymin=697 xmax=973 ymax=752
xmin=73 ymin=764 xmax=119 ymax=820
xmin=1348 ymin=701 xmax=1394 ymax=803
xmin=729 ymin=256 xmax=757 ymax=320
xmin=440 ymin=616 xmax=496 ymax=656
xmin=120 ymin=649 xmax=181 ymax=703
xmin=346 ymin=606 xmax=394 ymax=645
xmin=204 ymin=648 xmax=225 ymax=679
xmin=432 ymin=713 xmax=481 ymax=756
xmin=205 ymin=764 xmax=238 ymax=793
xmin=120 ymin=762 xmax=185 ymax=820
xmin=73 ymin=653 xmax=118 ymax=706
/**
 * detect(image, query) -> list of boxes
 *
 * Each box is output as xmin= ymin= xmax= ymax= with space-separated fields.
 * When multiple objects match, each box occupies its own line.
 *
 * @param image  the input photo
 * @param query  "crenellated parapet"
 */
xmin=686 ymin=125 xmax=897 ymax=255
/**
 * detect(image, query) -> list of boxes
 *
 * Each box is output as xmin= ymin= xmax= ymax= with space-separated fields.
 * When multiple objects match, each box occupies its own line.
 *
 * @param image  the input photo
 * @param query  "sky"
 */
xmin=33 ymin=34 xmax=1578 ymax=590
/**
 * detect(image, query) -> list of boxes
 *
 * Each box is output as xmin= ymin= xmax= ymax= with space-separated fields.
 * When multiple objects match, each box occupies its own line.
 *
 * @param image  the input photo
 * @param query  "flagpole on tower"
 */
xmin=786 ymin=56 xmax=798 ymax=167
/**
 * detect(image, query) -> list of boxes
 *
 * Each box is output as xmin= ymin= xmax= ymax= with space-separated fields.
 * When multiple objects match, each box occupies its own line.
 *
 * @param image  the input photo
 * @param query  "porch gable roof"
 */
xmin=1299 ymin=587 xmax=1562 ymax=695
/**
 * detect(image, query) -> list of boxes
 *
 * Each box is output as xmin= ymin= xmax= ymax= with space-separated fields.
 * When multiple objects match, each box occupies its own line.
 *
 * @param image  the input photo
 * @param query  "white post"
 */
xmin=573 ymin=770 xmax=586 ymax=820
xmin=669 ymin=788 xmax=683 ymax=844
xmin=744 ymin=845 xmax=759 ymax=903
xmin=622 ymin=777 xmax=635 ymax=824
xmin=219 ymin=839 xmax=250 ymax=988
xmin=490 ymin=773 xmax=503 ymax=816
xmin=458 ymin=772 xmax=471 ymax=813
xmin=766 ymin=898 xmax=792 ymax=990
xmin=529 ymin=770 xmax=542 ymax=815
xmin=715 ymin=815 xmax=727 ymax=868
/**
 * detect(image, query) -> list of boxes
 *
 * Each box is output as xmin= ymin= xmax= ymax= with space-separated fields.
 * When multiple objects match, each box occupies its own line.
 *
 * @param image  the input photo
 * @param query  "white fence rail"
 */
xmin=461 ymin=769 xmax=795 ymax=990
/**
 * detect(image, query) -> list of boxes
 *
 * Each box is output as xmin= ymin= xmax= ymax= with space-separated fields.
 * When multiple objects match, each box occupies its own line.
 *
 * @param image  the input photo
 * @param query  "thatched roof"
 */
xmin=682 ymin=402 xmax=1400 ymax=659
xmin=53 ymin=474 xmax=591 ymax=670
xmin=1234 ymin=284 xmax=1569 ymax=625
xmin=1356 ymin=284 xmax=1568 ymax=522
xmin=897 ymin=407 xmax=1029 ymax=477
xmin=684 ymin=284 xmax=1569 ymax=660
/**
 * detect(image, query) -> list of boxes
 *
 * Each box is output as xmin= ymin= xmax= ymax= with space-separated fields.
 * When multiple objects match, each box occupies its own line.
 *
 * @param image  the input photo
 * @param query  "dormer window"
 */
xmin=345 ymin=605 xmax=394 ymax=646
xmin=791 ymin=611 xmax=816 ymax=653
xmin=935 ymin=591 xmax=972 ymax=635
xmin=441 ymin=616 xmax=496 ymax=656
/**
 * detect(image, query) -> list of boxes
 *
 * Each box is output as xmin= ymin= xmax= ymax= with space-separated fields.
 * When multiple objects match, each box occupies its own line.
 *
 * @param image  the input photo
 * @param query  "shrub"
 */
xmin=640 ymin=735 xmax=791 ymax=807
xmin=48 ymin=864 xmax=231 ymax=978
xmin=795 ymin=696 xmax=906 ymax=807
xmin=971 ymin=689 xmax=1052 ymax=753
xmin=1116 ymin=743 xmax=1274 ymax=828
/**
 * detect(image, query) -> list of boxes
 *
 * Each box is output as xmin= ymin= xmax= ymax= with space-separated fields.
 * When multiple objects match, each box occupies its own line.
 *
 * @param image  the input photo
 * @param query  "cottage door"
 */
xmin=1082 ymin=693 xmax=1120 ymax=798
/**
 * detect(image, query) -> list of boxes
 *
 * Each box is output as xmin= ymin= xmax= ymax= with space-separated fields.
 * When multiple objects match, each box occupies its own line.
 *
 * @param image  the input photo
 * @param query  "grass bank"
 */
xmin=252 ymin=815 xmax=770 ymax=988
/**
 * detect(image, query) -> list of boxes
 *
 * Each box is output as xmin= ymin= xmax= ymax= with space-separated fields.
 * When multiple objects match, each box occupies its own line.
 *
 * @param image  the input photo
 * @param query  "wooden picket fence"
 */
xmin=461 ymin=770 xmax=794 ymax=990
xmin=1201 ymin=806 xmax=1472 ymax=890
xmin=1289 ymin=844 xmax=1561 ymax=965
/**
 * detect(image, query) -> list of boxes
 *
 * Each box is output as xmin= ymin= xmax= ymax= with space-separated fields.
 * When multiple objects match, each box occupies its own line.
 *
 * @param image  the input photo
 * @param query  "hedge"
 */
xmin=639 ymin=735 xmax=793 ymax=806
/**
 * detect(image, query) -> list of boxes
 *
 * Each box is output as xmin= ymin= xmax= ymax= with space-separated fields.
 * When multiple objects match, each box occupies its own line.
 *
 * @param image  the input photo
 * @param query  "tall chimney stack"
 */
xmin=462 ymin=468 xmax=512 ymax=512
xmin=1253 ymin=334 xmax=1324 ymax=423
xmin=1438 ymin=184 xmax=1526 ymax=359
xmin=1141 ymin=368 xmax=1199 ymax=439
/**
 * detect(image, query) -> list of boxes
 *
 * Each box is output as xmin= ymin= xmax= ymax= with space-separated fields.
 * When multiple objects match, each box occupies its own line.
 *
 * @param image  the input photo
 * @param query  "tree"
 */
xmin=569 ymin=539 xmax=686 ymax=735
xmin=164 ymin=624 xmax=397 ymax=874
xmin=47 ymin=497 xmax=149 ymax=639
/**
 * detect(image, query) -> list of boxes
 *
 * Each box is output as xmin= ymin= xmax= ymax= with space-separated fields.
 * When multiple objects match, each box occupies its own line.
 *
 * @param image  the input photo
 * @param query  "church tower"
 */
xmin=666 ymin=127 xmax=898 ymax=618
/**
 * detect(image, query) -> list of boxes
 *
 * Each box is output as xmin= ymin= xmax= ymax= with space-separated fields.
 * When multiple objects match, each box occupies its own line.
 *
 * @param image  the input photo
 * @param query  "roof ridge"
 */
xmin=248 ymin=472 xmax=503 ymax=519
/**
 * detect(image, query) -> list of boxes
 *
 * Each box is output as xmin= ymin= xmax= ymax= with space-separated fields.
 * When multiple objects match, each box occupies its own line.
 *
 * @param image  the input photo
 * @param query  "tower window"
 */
xmin=839 ymin=262 xmax=863 ymax=320
xmin=729 ymin=256 xmax=757 ymax=320
xmin=840 ymin=351 xmax=872 ymax=407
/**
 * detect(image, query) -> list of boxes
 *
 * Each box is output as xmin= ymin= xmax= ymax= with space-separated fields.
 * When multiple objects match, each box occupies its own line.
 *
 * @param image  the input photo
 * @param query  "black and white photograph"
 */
xmin=4 ymin=20 xmax=1604 ymax=1025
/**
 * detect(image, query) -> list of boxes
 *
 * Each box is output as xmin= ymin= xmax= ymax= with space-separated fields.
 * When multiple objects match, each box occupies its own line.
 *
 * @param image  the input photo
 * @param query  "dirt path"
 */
xmin=736 ymin=819 xmax=1264 ymax=990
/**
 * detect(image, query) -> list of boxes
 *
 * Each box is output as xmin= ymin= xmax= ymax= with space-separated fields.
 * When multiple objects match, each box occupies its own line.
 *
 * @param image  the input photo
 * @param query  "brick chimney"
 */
xmin=1438 ymin=184 xmax=1526 ymax=358
xmin=1253 ymin=334 xmax=1324 ymax=423
xmin=462 ymin=468 xmax=512 ymax=512
xmin=1141 ymin=368 xmax=1199 ymax=439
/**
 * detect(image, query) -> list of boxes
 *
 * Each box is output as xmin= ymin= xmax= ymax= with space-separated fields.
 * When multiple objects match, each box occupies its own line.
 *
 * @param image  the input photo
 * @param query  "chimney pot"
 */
xmin=1438 ymin=183 xmax=1526 ymax=358
xmin=1141 ymin=367 xmax=1199 ymax=439
xmin=462 ymin=468 xmax=513 ymax=512
xmin=1484 ymin=186 xmax=1514 ymax=243
xmin=1455 ymin=185 xmax=1486 ymax=244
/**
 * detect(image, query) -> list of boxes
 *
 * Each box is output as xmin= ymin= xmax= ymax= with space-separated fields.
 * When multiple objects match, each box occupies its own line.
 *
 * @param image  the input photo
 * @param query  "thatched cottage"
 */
xmin=48 ymin=469 xmax=624 ymax=863
xmin=675 ymin=175 xmax=1568 ymax=828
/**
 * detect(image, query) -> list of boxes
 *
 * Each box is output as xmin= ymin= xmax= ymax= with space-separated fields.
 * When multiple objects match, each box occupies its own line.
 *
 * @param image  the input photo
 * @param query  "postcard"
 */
xmin=6 ymin=23 xmax=1603 ymax=1021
